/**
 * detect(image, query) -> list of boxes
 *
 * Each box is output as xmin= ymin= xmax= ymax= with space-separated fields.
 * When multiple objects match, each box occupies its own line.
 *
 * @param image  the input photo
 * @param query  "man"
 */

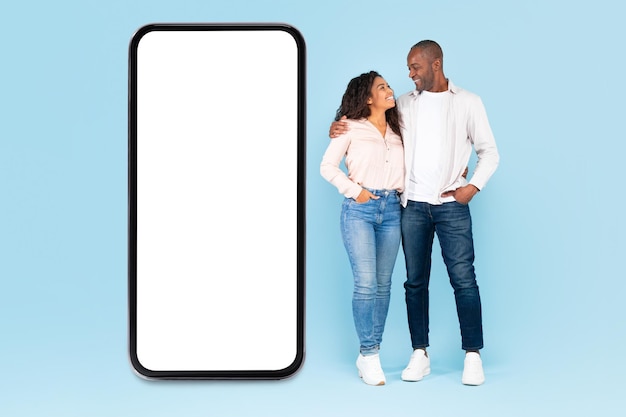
xmin=329 ymin=40 xmax=499 ymax=385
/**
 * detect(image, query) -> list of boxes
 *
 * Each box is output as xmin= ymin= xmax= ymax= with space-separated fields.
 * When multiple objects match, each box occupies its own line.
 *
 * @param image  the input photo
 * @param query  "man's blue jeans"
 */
xmin=401 ymin=200 xmax=484 ymax=351
xmin=341 ymin=189 xmax=401 ymax=356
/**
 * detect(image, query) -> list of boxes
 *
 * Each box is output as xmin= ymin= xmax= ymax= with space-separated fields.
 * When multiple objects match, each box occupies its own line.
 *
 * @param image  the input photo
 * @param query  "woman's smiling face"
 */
xmin=368 ymin=76 xmax=395 ymax=110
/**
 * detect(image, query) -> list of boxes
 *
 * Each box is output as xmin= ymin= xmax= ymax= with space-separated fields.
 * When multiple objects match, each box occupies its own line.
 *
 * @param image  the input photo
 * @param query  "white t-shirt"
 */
xmin=406 ymin=90 xmax=455 ymax=204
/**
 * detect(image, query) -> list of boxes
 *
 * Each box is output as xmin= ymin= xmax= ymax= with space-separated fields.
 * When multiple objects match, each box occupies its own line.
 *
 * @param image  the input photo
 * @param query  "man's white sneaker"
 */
xmin=462 ymin=351 xmax=485 ymax=386
xmin=356 ymin=353 xmax=386 ymax=386
xmin=401 ymin=349 xmax=431 ymax=382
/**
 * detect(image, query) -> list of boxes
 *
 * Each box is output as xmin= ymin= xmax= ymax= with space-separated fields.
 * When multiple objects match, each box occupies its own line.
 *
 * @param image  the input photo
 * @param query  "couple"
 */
xmin=320 ymin=40 xmax=499 ymax=386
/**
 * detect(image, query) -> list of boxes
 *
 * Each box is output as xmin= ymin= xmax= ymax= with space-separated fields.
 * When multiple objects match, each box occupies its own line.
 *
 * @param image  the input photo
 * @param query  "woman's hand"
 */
xmin=355 ymin=188 xmax=379 ymax=203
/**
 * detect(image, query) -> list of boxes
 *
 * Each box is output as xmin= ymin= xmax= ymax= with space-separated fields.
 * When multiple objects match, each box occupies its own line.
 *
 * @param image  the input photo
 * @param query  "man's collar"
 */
xmin=447 ymin=79 xmax=459 ymax=94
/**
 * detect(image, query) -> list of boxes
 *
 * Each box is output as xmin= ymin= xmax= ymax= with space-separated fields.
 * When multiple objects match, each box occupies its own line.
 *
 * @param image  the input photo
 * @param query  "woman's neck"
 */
xmin=367 ymin=111 xmax=387 ymax=136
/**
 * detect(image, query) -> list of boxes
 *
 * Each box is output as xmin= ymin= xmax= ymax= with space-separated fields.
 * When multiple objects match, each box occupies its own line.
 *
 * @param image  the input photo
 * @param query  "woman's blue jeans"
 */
xmin=401 ymin=200 xmax=484 ymax=351
xmin=341 ymin=189 xmax=401 ymax=356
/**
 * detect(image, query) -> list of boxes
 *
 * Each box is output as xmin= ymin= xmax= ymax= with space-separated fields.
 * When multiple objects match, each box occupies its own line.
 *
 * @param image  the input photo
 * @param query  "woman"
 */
xmin=320 ymin=71 xmax=404 ymax=386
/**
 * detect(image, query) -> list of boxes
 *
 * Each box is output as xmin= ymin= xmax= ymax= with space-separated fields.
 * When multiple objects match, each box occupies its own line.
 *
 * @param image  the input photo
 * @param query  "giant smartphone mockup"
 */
xmin=128 ymin=23 xmax=305 ymax=379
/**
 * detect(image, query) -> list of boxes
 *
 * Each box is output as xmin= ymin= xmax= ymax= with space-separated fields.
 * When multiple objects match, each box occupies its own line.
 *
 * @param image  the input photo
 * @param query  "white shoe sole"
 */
xmin=401 ymin=367 xmax=430 ymax=382
xmin=462 ymin=376 xmax=485 ymax=386
xmin=358 ymin=370 xmax=385 ymax=386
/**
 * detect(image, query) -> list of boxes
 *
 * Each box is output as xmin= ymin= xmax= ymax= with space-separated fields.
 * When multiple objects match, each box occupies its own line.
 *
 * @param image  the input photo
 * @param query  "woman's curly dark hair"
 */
xmin=335 ymin=71 xmax=402 ymax=139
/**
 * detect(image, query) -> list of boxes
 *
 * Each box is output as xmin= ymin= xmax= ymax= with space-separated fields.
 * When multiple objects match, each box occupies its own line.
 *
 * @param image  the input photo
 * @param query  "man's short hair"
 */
xmin=410 ymin=40 xmax=443 ymax=63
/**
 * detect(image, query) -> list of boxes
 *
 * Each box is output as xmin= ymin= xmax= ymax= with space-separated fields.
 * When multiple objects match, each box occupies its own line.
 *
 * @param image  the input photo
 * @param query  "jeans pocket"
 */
xmin=353 ymin=197 xmax=372 ymax=205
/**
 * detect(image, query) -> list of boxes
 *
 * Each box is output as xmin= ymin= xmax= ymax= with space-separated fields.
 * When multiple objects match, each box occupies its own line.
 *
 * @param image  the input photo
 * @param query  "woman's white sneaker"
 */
xmin=356 ymin=354 xmax=386 ymax=386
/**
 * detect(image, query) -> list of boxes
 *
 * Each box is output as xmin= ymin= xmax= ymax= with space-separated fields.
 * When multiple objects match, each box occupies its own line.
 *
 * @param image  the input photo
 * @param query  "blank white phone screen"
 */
xmin=129 ymin=24 xmax=305 ymax=378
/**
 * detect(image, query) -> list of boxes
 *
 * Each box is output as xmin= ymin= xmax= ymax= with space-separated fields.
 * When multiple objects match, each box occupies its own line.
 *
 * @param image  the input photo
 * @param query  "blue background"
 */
xmin=2 ymin=0 xmax=624 ymax=415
